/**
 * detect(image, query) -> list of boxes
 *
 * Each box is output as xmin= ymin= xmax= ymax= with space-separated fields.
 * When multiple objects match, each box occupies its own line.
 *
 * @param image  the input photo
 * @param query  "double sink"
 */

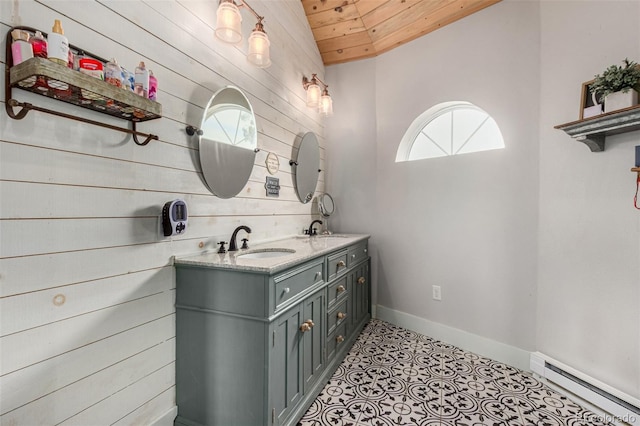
xmin=175 ymin=234 xmax=365 ymax=274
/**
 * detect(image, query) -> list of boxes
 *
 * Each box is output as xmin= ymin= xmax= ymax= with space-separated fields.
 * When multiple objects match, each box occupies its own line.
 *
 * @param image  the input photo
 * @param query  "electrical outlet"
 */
xmin=432 ymin=285 xmax=442 ymax=301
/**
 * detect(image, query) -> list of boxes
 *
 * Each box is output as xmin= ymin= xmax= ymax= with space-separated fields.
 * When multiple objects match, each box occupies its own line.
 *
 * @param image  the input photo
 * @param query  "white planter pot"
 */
xmin=604 ymin=89 xmax=638 ymax=113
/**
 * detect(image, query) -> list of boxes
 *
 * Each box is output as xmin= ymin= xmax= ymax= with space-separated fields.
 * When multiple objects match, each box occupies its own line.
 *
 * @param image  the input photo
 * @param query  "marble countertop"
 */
xmin=174 ymin=234 xmax=370 ymax=274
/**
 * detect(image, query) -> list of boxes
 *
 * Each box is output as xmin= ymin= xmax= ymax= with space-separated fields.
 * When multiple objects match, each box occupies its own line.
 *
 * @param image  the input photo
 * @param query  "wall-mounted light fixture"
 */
xmin=215 ymin=0 xmax=271 ymax=68
xmin=302 ymin=74 xmax=333 ymax=117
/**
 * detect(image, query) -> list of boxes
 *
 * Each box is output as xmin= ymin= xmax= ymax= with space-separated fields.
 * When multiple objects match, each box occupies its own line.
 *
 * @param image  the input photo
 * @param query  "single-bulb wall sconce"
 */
xmin=302 ymin=74 xmax=333 ymax=117
xmin=215 ymin=0 xmax=271 ymax=68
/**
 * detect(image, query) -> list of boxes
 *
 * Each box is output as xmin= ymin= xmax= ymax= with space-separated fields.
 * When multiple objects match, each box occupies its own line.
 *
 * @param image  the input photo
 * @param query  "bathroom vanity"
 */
xmin=173 ymin=234 xmax=370 ymax=426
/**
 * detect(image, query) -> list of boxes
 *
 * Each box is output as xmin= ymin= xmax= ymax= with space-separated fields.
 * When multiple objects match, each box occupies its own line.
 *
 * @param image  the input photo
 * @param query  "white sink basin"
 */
xmin=236 ymin=248 xmax=296 ymax=259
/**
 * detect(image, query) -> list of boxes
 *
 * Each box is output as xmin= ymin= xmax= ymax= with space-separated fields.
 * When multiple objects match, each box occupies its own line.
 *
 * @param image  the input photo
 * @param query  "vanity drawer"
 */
xmin=274 ymin=261 xmax=324 ymax=310
xmin=327 ymin=298 xmax=349 ymax=336
xmin=327 ymin=250 xmax=348 ymax=281
xmin=348 ymin=242 xmax=368 ymax=267
xmin=326 ymin=322 xmax=348 ymax=363
xmin=327 ymin=276 xmax=348 ymax=308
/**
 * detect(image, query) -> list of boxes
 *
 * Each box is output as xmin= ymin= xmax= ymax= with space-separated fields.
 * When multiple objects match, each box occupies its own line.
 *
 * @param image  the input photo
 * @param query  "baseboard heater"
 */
xmin=530 ymin=352 xmax=639 ymax=425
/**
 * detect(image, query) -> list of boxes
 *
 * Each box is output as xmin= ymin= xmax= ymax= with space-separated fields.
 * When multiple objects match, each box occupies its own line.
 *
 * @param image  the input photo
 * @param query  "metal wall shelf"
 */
xmin=5 ymin=26 xmax=161 ymax=145
xmin=555 ymin=104 xmax=640 ymax=152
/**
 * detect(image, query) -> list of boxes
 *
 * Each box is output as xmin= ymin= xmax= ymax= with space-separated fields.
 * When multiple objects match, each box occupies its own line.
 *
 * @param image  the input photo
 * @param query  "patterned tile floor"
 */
xmin=299 ymin=319 xmax=613 ymax=426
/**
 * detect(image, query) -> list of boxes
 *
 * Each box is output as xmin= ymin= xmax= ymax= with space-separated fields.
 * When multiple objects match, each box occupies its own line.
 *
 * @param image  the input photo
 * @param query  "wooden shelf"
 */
xmin=5 ymin=26 xmax=161 ymax=145
xmin=9 ymin=58 xmax=161 ymax=122
xmin=555 ymin=104 xmax=640 ymax=152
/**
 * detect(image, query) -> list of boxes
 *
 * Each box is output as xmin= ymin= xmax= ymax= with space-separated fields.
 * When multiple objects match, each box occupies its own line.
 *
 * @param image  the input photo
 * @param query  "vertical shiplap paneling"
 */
xmin=0 ymin=0 xmax=325 ymax=423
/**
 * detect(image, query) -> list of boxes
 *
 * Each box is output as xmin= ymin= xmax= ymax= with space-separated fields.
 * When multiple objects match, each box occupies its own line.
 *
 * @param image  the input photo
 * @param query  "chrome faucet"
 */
xmin=229 ymin=225 xmax=251 ymax=251
xmin=305 ymin=220 xmax=323 ymax=236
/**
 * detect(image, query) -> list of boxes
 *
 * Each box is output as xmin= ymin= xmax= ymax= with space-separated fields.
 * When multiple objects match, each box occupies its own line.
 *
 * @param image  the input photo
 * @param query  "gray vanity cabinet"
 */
xmin=174 ymin=237 xmax=370 ymax=426
xmin=351 ymin=260 xmax=370 ymax=329
xmin=270 ymin=288 xmax=325 ymax=426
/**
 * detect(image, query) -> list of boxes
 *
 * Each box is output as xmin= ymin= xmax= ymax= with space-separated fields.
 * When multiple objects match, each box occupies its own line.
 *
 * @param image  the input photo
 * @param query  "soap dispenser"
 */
xmin=48 ymin=19 xmax=69 ymax=66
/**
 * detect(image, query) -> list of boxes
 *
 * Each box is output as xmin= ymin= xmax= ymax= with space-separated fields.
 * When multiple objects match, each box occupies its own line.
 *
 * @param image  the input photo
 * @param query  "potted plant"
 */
xmin=591 ymin=58 xmax=640 ymax=113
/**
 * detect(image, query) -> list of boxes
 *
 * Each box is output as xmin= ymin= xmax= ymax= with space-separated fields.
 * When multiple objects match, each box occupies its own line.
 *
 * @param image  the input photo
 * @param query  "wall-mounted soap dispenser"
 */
xmin=162 ymin=199 xmax=188 ymax=236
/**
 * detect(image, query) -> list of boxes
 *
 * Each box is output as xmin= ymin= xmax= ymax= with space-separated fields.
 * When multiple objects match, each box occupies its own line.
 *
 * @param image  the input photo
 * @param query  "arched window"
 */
xmin=396 ymin=101 xmax=504 ymax=162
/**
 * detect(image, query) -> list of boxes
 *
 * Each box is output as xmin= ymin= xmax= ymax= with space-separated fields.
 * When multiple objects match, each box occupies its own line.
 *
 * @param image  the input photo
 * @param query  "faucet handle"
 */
xmin=241 ymin=238 xmax=249 ymax=249
xmin=217 ymin=241 xmax=228 ymax=254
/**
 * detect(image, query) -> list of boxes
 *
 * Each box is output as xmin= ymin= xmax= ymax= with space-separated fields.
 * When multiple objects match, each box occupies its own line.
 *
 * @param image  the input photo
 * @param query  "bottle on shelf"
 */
xmin=105 ymin=59 xmax=124 ymax=88
xmin=30 ymin=31 xmax=49 ymax=92
xmin=148 ymin=70 xmax=158 ymax=101
xmin=121 ymin=67 xmax=135 ymax=92
xmin=30 ymin=31 xmax=47 ymax=58
xmin=48 ymin=20 xmax=69 ymax=66
xmin=134 ymin=61 xmax=149 ymax=98
xmin=11 ymin=29 xmax=33 ymax=66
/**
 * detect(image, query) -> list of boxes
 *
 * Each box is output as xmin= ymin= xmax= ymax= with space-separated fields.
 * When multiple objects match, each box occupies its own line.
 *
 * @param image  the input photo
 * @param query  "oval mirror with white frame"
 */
xmin=290 ymin=132 xmax=320 ymax=204
xmin=199 ymin=86 xmax=258 ymax=199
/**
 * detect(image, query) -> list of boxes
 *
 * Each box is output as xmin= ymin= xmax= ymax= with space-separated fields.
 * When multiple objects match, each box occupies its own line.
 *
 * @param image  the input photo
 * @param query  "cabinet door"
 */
xmin=353 ymin=260 xmax=370 ymax=327
xmin=302 ymin=289 xmax=325 ymax=393
xmin=270 ymin=305 xmax=303 ymax=425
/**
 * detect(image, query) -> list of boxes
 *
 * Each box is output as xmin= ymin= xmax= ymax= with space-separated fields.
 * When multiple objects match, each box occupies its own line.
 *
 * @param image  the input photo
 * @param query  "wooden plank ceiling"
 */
xmin=302 ymin=0 xmax=502 ymax=65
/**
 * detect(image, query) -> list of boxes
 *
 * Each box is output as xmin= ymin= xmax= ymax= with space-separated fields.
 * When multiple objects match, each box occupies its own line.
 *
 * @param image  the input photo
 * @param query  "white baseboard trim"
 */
xmin=151 ymin=405 xmax=178 ymax=426
xmin=375 ymin=304 xmax=530 ymax=371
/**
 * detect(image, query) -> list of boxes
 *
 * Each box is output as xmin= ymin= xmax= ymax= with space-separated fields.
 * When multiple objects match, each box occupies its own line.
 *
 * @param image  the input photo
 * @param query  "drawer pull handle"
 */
xmin=337 ymin=312 xmax=346 ymax=320
xmin=305 ymin=319 xmax=315 ymax=328
xmin=351 ymin=254 xmax=356 ymax=259
xmin=283 ymin=287 xmax=290 ymax=293
xmin=336 ymin=335 xmax=344 ymax=344
xmin=337 ymin=285 xmax=345 ymax=293
xmin=315 ymin=271 xmax=322 ymax=280
xmin=300 ymin=323 xmax=311 ymax=332
xmin=337 ymin=260 xmax=346 ymax=268
xmin=357 ymin=277 xmax=366 ymax=285
xmin=364 ymin=248 xmax=367 ymax=253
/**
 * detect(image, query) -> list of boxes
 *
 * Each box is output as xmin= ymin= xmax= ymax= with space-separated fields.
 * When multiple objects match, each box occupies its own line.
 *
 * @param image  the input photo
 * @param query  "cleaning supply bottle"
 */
xmin=134 ymin=61 xmax=149 ymax=98
xmin=148 ymin=70 xmax=158 ymax=101
xmin=10 ymin=29 xmax=33 ymax=66
xmin=48 ymin=20 xmax=69 ymax=66
xmin=30 ymin=31 xmax=47 ymax=58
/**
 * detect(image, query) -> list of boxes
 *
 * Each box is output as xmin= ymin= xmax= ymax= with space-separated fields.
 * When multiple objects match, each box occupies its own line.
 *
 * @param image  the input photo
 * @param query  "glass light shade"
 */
xmin=306 ymin=83 xmax=321 ymax=108
xmin=215 ymin=2 xmax=242 ymax=44
xmin=319 ymin=93 xmax=333 ymax=116
xmin=247 ymin=29 xmax=271 ymax=68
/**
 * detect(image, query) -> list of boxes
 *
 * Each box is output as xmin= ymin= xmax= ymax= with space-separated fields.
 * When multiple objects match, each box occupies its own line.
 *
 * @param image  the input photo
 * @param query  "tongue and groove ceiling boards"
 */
xmin=302 ymin=0 xmax=502 ymax=65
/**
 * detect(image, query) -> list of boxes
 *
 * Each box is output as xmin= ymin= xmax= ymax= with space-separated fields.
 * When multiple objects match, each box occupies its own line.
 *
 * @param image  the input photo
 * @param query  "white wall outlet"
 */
xmin=432 ymin=285 xmax=442 ymax=301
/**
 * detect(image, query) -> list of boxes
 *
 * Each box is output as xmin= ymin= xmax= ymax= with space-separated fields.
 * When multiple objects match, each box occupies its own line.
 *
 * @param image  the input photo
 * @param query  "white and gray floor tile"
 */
xmin=299 ymin=319 xmax=613 ymax=426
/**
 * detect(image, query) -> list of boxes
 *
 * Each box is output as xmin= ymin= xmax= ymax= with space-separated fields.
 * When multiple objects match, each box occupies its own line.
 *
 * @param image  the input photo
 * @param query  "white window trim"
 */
xmin=396 ymin=101 xmax=503 ymax=162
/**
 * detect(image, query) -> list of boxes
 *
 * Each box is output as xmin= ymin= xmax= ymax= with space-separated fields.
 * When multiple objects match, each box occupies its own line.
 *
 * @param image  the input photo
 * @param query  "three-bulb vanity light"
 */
xmin=215 ymin=0 xmax=271 ymax=68
xmin=302 ymin=74 xmax=333 ymax=117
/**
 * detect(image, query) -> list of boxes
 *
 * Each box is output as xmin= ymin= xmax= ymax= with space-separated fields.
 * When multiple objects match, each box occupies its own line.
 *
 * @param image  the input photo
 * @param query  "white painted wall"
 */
xmin=324 ymin=58 xmax=378 ymax=305
xmin=328 ymin=0 xmax=540 ymax=354
xmin=538 ymin=0 xmax=640 ymax=399
xmin=326 ymin=0 xmax=640 ymax=401
xmin=0 ymin=0 xmax=324 ymax=423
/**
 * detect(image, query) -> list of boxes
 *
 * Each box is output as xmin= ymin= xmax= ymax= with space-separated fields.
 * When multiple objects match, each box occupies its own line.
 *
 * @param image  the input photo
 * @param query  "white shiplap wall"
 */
xmin=0 ymin=0 xmax=325 ymax=423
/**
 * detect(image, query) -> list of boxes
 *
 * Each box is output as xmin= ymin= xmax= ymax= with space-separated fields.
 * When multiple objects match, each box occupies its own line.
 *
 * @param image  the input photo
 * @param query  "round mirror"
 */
xmin=199 ymin=86 xmax=257 ymax=199
xmin=318 ymin=193 xmax=335 ymax=217
xmin=291 ymin=132 xmax=320 ymax=204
